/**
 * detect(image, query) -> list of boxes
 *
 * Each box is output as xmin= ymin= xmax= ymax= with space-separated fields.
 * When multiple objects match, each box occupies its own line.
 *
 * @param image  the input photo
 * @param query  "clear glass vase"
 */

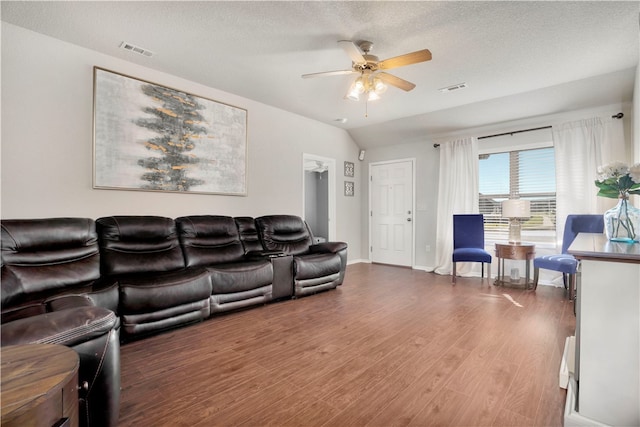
xmin=604 ymin=197 xmax=640 ymax=242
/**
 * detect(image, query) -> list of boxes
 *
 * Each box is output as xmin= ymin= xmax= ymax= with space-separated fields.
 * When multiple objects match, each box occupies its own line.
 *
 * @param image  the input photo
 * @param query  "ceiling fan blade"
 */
xmin=302 ymin=70 xmax=358 ymax=79
xmin=377 ymin=72 xmax=416 ymax=91
xmin=338 ymin=40 xmax=366 ymax=64
xmin=378 ymin=49 xmax=432 ymax=70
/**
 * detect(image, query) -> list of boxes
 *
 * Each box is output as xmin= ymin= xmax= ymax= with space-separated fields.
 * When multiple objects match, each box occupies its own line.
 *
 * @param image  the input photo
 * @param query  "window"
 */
xmin=479 ymin=147 xmax=556 ymax=244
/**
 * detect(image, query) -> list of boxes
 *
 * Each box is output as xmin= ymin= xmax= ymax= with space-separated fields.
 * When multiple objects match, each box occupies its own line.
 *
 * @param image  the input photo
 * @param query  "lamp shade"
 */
xmin=502 ymin=199 xmax=531 ymax=218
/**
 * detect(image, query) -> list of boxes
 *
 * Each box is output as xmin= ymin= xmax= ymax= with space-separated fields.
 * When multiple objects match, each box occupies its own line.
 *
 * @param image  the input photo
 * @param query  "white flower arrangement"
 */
xmin=596 ymin=161 xmax=640 ymax=242
xmin=595 ymin=161 xmax=640 ymax=198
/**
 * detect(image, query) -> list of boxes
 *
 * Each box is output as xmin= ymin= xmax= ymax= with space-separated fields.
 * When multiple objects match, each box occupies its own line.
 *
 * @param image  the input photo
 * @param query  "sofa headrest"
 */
xmin=96 ymin=216 xmax=185 ymax=276
xmin=1 ymin=218 xmax=100 ymax=310
xmin=235 ymin=216 xmax=257 ymax=234
xmin=255 ymin=215 xmax=313 ymax=256
xmin=96 ymin=216 xmax=177 ymax=242
xmin=2 ymin=218 xmax=97 ymax=252
xmin=176 ymin=216 xmax=245 ymax=267
xmin=177 ymin=215 xmax=237 ymax=239
xmin=234 ymin=217 xmax=263 ymax=253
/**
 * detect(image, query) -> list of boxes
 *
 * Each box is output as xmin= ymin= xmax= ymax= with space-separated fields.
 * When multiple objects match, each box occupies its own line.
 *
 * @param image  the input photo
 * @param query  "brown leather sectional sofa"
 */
xmin=0 ymin=214 xmax=347 ymax=427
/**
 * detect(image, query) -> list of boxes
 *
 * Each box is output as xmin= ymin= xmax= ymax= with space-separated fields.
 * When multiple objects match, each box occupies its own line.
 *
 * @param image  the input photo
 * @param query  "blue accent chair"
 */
xmin=452 ymin=214 xmax=492 ymax=283
xmin=532 ymin=214 xmax=604 ymax=299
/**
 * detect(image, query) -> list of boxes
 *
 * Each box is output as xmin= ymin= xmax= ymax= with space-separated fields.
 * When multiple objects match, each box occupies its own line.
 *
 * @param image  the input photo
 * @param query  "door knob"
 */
xmin=407 ymin=218 xmax=412 ymax=222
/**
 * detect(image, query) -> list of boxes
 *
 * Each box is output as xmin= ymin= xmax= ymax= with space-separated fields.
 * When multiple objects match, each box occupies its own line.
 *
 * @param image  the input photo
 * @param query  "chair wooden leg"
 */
xmin=532 ymin=267 xmax=539 ymax=291
xmin=452 ymin=262 xmax=456 ymax=283
xmin=481 ymin=263 xmax=485 ymax=278
xmin=568 ymin=273 xmax=576 ymax=301
xmin=487 ymin=263 xmax=491 ymax=283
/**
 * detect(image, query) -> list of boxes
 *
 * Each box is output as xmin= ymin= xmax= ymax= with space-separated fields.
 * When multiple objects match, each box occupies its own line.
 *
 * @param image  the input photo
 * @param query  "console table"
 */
xmin=494 ymin=242 xmax=535 ymax=288
xmin=1 ymin=344 xmax=79 ymax=427
xmin=564 ymin=233 xmax=640 ymax=426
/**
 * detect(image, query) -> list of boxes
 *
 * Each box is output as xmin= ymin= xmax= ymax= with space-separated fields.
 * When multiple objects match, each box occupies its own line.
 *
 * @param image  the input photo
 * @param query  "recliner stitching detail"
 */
xmin=86 ymin=328 xmax=112 ymax=395
xmin=31 ymin=311 xmax=116 ymax=345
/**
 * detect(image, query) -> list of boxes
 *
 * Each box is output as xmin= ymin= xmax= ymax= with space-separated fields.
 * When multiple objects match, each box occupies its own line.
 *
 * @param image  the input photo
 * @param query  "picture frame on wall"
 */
xmin=344 ymin=161 xmax=355 ymax=177
xmin=93 ymin=67 xmax=248 ymax=196
xmin=344 ymin=181 xmax=355 ymax=197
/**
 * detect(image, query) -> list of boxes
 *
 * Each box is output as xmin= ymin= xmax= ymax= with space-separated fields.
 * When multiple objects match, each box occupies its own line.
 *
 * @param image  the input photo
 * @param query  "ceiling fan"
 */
xmin=302 ymin=40 xmax=432 ymax=101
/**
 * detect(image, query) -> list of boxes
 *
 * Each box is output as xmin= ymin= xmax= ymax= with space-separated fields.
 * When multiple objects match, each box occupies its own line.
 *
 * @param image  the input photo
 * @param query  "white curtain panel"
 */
xmin=553 ymin=117 xmax=625 ymax=244
xmin=433 ymin=137 xmax=479 ymax=276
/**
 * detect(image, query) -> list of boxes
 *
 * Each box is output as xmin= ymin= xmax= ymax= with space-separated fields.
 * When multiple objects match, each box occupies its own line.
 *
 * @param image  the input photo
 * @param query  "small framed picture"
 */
xmin=344 ymin=161 xmax=355 ymax=177
xmin=344 ymin=181 xmax=354 ymax=197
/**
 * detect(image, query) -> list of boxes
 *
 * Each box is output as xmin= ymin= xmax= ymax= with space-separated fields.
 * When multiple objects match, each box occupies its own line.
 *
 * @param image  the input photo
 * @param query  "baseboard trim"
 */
xmin=347 ymin=259 xmax=370 ymax=265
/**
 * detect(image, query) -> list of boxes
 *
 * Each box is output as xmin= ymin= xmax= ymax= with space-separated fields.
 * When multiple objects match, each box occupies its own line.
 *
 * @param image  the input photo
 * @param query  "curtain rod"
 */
xmin=432 ymin=112 xmax=624 ymax=148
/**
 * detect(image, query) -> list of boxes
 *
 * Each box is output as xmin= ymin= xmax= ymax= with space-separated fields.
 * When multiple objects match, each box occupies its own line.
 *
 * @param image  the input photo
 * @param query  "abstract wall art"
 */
xmin=93 ymin=67 xmax=247 ymax=195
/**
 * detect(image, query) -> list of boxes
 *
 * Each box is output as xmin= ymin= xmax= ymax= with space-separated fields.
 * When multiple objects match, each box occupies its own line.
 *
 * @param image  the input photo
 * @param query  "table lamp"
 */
xmin=502 ymin=199 xmax=531 ymax=244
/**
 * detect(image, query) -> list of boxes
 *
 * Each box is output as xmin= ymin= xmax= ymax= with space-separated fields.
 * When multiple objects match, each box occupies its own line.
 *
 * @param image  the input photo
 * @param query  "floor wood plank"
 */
xmin=118 ymin=263 xmax=572 ymax=426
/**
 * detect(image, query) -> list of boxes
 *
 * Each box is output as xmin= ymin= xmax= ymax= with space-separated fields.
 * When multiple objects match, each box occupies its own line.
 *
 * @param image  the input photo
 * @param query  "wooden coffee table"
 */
xmin=1 ymin=344 xmax=79 ymax=427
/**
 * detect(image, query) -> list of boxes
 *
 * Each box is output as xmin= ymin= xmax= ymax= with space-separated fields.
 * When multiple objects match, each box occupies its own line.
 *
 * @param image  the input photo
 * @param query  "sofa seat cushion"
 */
xmin=118 ymin=268 xmax=211 ymax=314
xmin=207 ymin=260 xmax=273 ymax=294
xmin=1 ymin=306 xmax=118 ymax=347
xmin=294 ymin=253 xmax=341 ymax=280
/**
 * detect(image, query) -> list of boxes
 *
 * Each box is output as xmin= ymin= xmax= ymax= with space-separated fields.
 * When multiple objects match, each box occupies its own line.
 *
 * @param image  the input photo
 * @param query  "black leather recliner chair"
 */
xmin=255 ymin=215 xmax=347 ymax=296
xmin=235 ymin=216 xmax=295 ymax=300
xmin=1 ymin=218 xmax=121 ymax=427
xmin=96 ymin=216 xmax=211 ymax=340
xmin=175 ymin=215 xmax=275 ymax=313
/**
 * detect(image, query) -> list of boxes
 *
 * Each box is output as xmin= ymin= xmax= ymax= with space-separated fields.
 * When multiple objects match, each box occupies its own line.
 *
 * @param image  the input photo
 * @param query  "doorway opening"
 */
xmin=303 ymin=154 xmax=336 ymax=242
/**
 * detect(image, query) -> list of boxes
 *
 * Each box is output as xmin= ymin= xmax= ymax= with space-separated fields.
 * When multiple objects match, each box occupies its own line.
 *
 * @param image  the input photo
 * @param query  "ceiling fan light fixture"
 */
xmin=346 ymin=81 xmax=361 ymax=101
xmin=373 ymin=77 xmax=387 ymax=94
xmin=304 ymin=39 xmax=431 ymax=108
xmin=346 ymin=91 xmax=360 ymax=101
xmin=367 ymin=91 xmax=380 ymax=101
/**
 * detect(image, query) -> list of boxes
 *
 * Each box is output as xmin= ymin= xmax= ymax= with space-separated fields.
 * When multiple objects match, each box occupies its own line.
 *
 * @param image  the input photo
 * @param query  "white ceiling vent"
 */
xmin=119 ymin=42 xmax=153 ymax=57
xmin=439 ymin=82 xmax=468 ymax=93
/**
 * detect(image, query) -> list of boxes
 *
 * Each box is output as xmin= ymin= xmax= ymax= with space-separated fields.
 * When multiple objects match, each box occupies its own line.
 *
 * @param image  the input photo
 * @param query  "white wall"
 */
xmin=0 ymin=23 xmax=362 ymax=257
xmin=360 ymin=102 xmax=634 ymax=269
xmin=359 ymin=143 xmax=439 ymax=269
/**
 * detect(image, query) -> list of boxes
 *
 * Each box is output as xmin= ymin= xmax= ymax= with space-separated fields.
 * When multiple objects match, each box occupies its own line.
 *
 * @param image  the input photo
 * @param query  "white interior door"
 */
xmin=370 ymin=160 xmax=414 ymax=266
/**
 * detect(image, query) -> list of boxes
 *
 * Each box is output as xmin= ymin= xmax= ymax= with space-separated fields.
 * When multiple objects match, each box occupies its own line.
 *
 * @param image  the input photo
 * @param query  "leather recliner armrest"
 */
xmin=1 ymin=306 xmax=119 ymax=347
xmin=308 ymin=241 xmax=348 ymax=254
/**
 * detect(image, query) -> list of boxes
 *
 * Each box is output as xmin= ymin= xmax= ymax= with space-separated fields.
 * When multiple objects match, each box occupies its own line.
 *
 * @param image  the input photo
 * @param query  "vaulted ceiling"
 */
xmin=2 ymin=1 xmax=638 ymax=148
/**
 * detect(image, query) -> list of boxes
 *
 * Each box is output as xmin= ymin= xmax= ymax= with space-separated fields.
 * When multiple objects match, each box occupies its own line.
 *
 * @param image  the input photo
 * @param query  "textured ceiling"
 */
xmin=2 ymin=1 xmax=638 ymax=148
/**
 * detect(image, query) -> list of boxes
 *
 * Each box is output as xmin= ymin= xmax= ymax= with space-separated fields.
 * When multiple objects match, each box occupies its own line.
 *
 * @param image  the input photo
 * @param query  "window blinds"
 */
xmin=479 ymin=147 xmax=556 ymax=244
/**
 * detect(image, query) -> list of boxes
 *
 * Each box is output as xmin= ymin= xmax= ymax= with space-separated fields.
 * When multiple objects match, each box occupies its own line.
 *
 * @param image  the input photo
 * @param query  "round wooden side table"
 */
xmin=494 ymin=242 xmax=536 ymax=289
xmin=1 ymin=344 xmax=79 ymax=427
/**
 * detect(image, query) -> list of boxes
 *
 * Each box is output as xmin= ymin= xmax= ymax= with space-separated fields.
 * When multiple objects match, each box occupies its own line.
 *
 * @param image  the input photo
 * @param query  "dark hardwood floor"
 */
xmin=118 ymin=263 xmax=574 ymax=426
